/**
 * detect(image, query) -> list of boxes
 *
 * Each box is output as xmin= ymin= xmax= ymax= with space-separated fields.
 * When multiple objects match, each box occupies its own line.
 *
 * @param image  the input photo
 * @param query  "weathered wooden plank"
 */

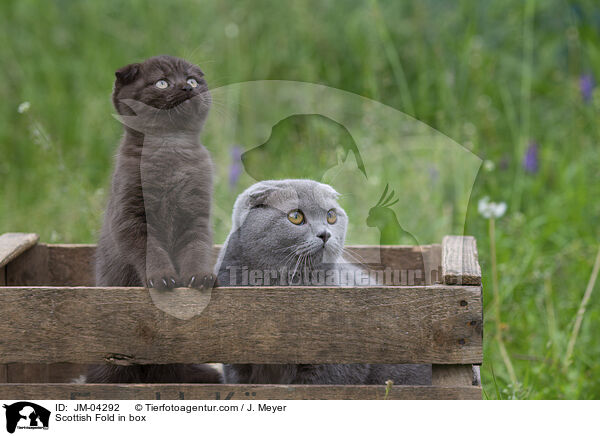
xmin=432 ymin=364 xmax=474 ymax=386
xmin=47 ymin=245 xmax=96 ymax=286
xmin=2 ymin=242 xmax=82 ymax=383
xmin=0 ymin=384 xmax=483 ymax=400
xmin=3 ymin=243 xmax=91 ymax=384
xmin=5 ymin=244 xmax=49 ymax=285
xmin=424 ymin=243 xmax=442 ymax=284
xmin=0 ymin=233 xmax=39 ymax=268
xmin=442 ymin=236 xmax=482 ymax=285
xmin=6 ymin=244 xmax=92 ymax=286
xmin=0 ymin=286 xmax=482 ymax=365
xmin=5 ymin=244 xmax=441 ymax=286
xmin=0 ymin=265 xmax=6 ymax=382
xmin=6 ymin=363 xmax=88 ymax=383
xmin=346 ymin=245 xmax=440 ymax=285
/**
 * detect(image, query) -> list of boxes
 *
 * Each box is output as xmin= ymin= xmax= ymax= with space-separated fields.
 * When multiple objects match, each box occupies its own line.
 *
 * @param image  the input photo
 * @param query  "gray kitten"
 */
xmin=87 ymin=55 xmax=220 ymax=384
xmin=215 ymin=179 xmax=430 ymax=385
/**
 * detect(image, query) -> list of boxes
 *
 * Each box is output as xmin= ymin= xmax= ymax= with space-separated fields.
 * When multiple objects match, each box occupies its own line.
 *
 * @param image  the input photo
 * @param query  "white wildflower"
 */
xmin=225 ymin=23 xmax=239 ymax=38
xmin=18 ymin=101 xmax=31 ymax=114
xmin=483 ymin=160 xmax=495 ymax=172
xmin=478 ymin=196 xmax=507 ymax=219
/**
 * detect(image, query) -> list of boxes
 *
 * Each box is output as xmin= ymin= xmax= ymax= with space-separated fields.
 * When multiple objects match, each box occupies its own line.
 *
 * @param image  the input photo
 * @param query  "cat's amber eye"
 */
xmin=187 ymin=78 xmax=199 ymax=88
xmin=327 ymin=209 xmax=337 ymax=224
xmin=288 ymin=210 xmax=305 ymax=225
xmin=155 ymin=79 xmax=169 ymax=89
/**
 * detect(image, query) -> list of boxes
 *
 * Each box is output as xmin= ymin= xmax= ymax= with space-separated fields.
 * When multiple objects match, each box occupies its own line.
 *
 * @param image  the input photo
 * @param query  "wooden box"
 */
xmin=0 ymin=233 xmax=482 ymax=400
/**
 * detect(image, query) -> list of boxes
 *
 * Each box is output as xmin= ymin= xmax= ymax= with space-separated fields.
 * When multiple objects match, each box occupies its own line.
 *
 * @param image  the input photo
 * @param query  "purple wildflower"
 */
xmin=228 ymin=145 xmax=243 ymax=189
xmin=428 ymin=166 xmax=439 ymax=183
xmin=580 ymin=74 xmax=594 ymax=103
xmin=522 ymin=142 xmax=539 ymax=174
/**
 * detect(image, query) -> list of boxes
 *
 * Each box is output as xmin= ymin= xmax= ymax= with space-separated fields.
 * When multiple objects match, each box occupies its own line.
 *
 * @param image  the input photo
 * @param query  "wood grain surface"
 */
xmin=0 ymin=233 xmax=39 ymax=268
xmin=6 ymin=244 xmax=441 ymax=286
xmin=0 ymin=383 xmax=482 ymax=400
xmin=0 ymin=285 xmax=482 ymax=365
xmin=442 ymin=236 xmax=482 ymax=285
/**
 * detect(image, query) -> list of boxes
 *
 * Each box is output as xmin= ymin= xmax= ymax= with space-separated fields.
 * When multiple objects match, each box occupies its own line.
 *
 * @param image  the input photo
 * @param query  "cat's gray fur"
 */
xmin=86 ymin=55 xmax=221 ymax=384
xmin=215 ymin=179 xmax=431 ymax=385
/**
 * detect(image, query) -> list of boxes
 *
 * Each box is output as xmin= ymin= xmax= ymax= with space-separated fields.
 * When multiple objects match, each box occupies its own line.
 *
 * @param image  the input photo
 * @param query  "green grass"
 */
xmin=1 ymin=0 xmax=600 ymax=398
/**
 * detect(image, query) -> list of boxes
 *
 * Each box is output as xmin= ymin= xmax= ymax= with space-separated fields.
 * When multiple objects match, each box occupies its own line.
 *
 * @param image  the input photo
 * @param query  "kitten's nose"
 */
xmin=182 ymin=84 xmax=193 ymax=92
xmin=317 ymin=231 xmax=331 ymax=244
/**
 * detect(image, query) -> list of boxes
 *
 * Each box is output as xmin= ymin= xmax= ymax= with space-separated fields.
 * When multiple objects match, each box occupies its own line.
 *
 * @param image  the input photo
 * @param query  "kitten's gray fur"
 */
xmin=215 ymin=179 xmax=431 ymax=385
xmin=86 ymin=55 xmax=221 ymax=384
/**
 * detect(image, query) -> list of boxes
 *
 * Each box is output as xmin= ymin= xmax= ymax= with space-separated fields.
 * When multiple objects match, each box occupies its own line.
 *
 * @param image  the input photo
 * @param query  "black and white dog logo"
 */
xmin=3 ymin=402 xmax=50 ymax=434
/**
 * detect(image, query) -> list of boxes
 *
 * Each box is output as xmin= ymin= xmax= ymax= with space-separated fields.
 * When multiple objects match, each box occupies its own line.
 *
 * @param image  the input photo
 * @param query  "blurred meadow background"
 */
xmin=1 ymin=0 xmax=599 ymax=398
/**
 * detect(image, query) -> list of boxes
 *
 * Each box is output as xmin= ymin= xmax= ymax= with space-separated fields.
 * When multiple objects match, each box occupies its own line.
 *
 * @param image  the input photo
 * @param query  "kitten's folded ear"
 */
xmin=115 ymin=63 xmax=141 ymax=85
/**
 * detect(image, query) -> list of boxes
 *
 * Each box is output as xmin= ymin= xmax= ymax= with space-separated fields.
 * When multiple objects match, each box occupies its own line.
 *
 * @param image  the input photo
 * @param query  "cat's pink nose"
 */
xmin=317 ymin=231 xmax=331 ymax=244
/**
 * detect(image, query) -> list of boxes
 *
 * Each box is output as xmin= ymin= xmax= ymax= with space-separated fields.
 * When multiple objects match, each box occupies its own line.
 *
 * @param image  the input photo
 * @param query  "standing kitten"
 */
xmin=87 ymin=55 xmax=220 ymax=384
xmin=215 ymin=179 xmax=430 ymax=385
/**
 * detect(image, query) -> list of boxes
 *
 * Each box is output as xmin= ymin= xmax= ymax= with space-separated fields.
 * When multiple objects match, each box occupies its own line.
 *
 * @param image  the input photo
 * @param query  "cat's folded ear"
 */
xmin=247 ymin=185 xmax=279 ymax=207
xmin=231 ymin=183 xmax=280 ymax=230
xmin=115 ymin=63 xmax=141 ymax=86
xmin=319 ymin=183 xmax=340 ymax=199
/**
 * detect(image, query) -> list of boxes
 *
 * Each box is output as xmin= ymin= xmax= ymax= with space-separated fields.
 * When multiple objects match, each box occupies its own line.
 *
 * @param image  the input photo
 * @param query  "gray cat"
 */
xmin=215 ymin=179 xmax=431 ymax=385
xmin=87 ymin=55 xmax=221 ymax=384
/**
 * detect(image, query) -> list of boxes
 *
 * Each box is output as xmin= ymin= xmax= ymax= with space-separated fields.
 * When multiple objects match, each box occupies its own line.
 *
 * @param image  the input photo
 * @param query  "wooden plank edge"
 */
xmin=0 ymin=285 xmax=483 ymax=365
xmin=432 ymin=364 xmax=474 ymax=387
xmin=442 ymin=236 xmax=482 ymax=285
xmin=0 ymin=266 xmax=5 ymax=382
xmin=0 ymin=383 xmax=482 ymax=400
xmin=0 ymin=233 xmax=39 ymax=268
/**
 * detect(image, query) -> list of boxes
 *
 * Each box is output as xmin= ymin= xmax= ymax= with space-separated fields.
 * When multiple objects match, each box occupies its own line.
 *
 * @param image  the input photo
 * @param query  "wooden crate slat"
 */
xmin=432 ymin=364 xmax=475 ymax=386
xmin=6 ymin=363 xmax=88 ymax=383
xmin=0 ymin=285 xmax=482 ymax=365
xmin=0 ymin=383 xmax=482 ymax=400
xmin=0 ymin=233 xmax=39 ymax=268
xmin=0 ymin=265 xmax=6 ymax=382
xmin=442 ymin=236 xmax=482 ymax=285
xmin=6 ymin=244 xmax=441 ymax=286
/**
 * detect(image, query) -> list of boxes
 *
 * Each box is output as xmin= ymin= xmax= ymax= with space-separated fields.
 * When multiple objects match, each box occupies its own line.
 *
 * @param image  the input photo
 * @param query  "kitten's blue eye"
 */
xmin=155 ymin=79 xmax=169 ymax=89
xmin=187 ymin=78 xmax=199 ymax=88
xmin=327 ymin=209 xmax=337 ymax=224
xmin=288 ymin=210 xmax=305 ymax=225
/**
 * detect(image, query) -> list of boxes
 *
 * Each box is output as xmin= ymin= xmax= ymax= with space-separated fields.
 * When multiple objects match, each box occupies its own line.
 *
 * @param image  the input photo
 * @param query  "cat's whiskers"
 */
xmin=307 ymin=252 xmax=315 ymax=272
xmin=327 ymin=239 xmax=368 ymax=269
xmin=340 ymin=249 xmax=369 ymax=269
xmin=280 ymin=249 xmax=301 ymax=268
xmin=277 ymin=242 xmax=309 ymax=271
xmin=273 ymin=243 xmax=300 ymax=253
xmin=290 ymin=253 xmax=304 ymax=280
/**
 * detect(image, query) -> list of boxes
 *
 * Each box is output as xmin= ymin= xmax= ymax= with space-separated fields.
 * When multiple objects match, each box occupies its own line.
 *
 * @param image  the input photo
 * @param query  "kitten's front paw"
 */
xmin=186 ymin=273 xmax=218 ymax=290
xmin=147 ymin=273 xmax=177 ymax=290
